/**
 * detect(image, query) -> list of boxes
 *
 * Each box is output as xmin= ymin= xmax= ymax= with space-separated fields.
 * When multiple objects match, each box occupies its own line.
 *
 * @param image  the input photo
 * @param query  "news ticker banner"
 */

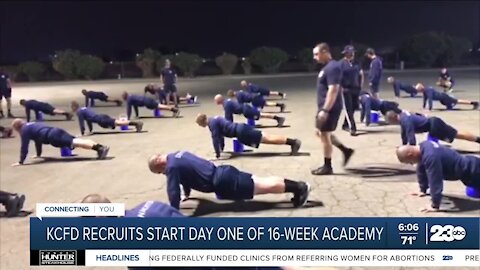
xmin=30 ymin=216 xmax=480 ymax=267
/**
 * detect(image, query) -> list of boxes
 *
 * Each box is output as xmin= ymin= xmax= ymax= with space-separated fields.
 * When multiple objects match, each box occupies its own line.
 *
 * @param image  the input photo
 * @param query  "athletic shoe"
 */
xmin=311 ymin=166 xmax=333 ymax=175
xmin=290 ymin=139 xmax=301 ymax=155
xmin=173 ymin=108 xmax=181 ymax=118
xmin=279 ymin=103 xmax=286 ymax=112
xmin=6 ymin=194 xmax=25 ymax=217
xmin=448 ymin=88 xmax=454 ymax=94
xmin=7 ymin=112 xmax=14 ymax=118
xmin=135 ymin=121 xmax=144 ymax=132
xmin=193 ymin=96 xmax=198 ymax=103
xmin=292 ymin=182 xmax=310 ymax=207
xmin=350 ymin=130 xmax=358 ymax=137
xmin=96 ymin=146 xmax=110 ymax=160
xmin=342 ymin=148 xmax=355 ymax=166
xmin=66 ymin=113 xmax=73 ymax=121
xmin=276 ymin=117 xmax=285 ymax=127
xmin=473 ymin=102 xmax=479 ymax=110
xmin=116 ymin=100 xmax=123 ymax=106
xmin=282 ymin=93 xmax=287 ymax=99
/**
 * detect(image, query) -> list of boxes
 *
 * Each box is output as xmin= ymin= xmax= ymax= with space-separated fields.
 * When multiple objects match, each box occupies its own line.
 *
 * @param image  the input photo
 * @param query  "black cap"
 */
xmin=365 ymin=48 xmax=375 ymax=55
xmin=342 ymin=45 xmax=355 ymax=54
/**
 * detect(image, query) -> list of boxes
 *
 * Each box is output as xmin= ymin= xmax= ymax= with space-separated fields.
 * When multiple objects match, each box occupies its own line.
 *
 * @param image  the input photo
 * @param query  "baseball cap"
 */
xmin=365 ymin=48 xmax=375 ymax=55
xmin=342 ymin=45 xmax=355 ymax=54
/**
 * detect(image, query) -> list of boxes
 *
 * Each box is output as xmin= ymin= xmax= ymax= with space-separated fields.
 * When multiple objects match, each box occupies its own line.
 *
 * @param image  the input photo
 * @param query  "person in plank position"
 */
xmin=71 ymin=101 xmax=143 ymax=135
xmin=147 ymin=151 xmax=311 ymax=209
xmin=121 ymin=92 xmax=180 ymax=119
xmin=11 ymin=119 xmax=110 ymax=166
xmin=386 ymin=110 xmax=480 ymax=145
xmin=359 ymin=91 xmax=402 ymax=126
xmin=195 ymin=114 xmax=301 ymax=158
xmin=19 ymin=99 xmax=73 ymax=122
xmin=387 ymin=77 xmax=417 ymax=97
xmin=214 ymin=94 xmax=285 ymax=126
xmin=416 ymin=83 xmax=478 ymax=111
xmin=241 ymin=80 xmax=286 ymax=98
xmin=81 ymin=89 xmax=122 ymax=107
xmin=396 ymin=141 xmax=480 ymax=212
xmin=227 ymin=89 xmax=285 ymax=112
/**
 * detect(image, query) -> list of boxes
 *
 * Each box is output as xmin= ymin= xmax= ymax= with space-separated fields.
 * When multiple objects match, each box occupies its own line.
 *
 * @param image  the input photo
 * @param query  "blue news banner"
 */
xmin=30 ymin=217 xmax=480 ymax=266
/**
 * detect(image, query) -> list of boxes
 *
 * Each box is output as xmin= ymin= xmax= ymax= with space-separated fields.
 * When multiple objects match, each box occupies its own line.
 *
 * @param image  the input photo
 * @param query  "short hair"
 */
xmin=71 ymin=101 xmax=80 ymax=109
xmin=196 ymin=113 xmax=207 ymax=125
xmin=315 ymin=42 xmax=330 ymax=53
xmin=81 ymin=194 xmax=111 ymax=203
xmin=227 ymin=89 xmax=235 ymax=97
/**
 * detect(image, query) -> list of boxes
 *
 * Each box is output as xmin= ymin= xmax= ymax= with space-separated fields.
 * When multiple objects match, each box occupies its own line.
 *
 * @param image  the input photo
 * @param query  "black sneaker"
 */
xmin=350 ymin=130 xmax=358 ymax=136
xmin=279 ymin=104 xmax=286 ymax=112
xmin=342 ymin=125 xmax=350 ymax=132
xmin=116 ymin=100 xmax=123 ymax=106
xmin=311 ymin=166 xmax=333 ymax=175
xmin=7 ymin=112 xmax=14 ymax=118
xmin=473 ymin=102 xmax=479 ymax=110
xmin=291 ymin=139 xmax=301 ymax=155
xmin=6 ymin=194 xmax=25 ymax=217
xmin=172 ymin=108 xmax=181 ymax=118
xmin=66 ymin=113 xmax=73 ymax=121
xmin=135 ymin=121 xmax=144 ymax=132
xmin=96 ymin=146 xmax=110 ymax=160
xmin=343 ymin=148 xmax=355 ymax=166
xmin=292 ymin=182 xmax=310 ymax=208
xmin=276 ymin=117 xmax=285 ymax=127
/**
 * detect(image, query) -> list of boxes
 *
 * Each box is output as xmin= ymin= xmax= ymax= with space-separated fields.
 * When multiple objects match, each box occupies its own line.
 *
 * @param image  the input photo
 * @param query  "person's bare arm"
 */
xmin=323 ymin=84 xmax=340 ymax=111
xmin=6 ymin=78 xmax=12 ymax=88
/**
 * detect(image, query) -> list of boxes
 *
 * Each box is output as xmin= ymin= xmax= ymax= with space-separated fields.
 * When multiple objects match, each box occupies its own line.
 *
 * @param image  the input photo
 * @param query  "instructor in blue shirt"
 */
xmin=365 ymin=48 xmax=383 ymax=99
xmin=312 ymin=43 xmax=354 ymax=175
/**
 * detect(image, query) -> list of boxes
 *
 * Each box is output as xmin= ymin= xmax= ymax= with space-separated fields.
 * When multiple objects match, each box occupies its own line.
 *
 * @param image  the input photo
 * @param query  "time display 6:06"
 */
xmin=398 ymin=223 xmax=419 ymax=232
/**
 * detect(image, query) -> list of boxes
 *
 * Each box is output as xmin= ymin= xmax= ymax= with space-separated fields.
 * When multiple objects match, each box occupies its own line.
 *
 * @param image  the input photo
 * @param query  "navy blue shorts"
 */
xmin=164 ymin=84 xmax=177 ymax=93
xmin=440 ymin=95 xmax=457 ymax=107
xmin=45 ymin=128 xmax=75 ymax=148
xmin=257 ymin=88 xmax=270 ymax=96
xmin=316 ymin=109 xmax=341 ymax=132
xmin=144 ymin=99 xmax=159 ymax=110
xmin=242 ymin=105 xmax=260 ymax=120
xmin=429 ymin=117 xmax=457 ymax=143
xmin=38 ymin=104 xmax=55 ymax=115
xmin=237 ymin=124 xmax=262 ymax=148
xmin=370 ymin=83 xmax=380 ymax=93
xmin=0 ymin=88 xmax=11 ymax=99
xmin=93 ymin=114 xmax=116 ymax=129
xmin=213 ymin=165 xmax=254 ymax=200
xmin=252 ymin=95 xmax=266 ymax=108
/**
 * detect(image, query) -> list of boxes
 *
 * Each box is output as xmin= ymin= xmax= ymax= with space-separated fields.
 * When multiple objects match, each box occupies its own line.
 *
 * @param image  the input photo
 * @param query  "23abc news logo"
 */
xmin=429 ymin=225 xmax=466 ymax=242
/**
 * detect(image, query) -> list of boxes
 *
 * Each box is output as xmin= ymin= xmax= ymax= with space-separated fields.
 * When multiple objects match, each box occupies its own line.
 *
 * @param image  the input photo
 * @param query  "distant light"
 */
xmin=136 ymin=53 xmax=140 ymax=57
xmin=469 ymin=48 xmax=473 ymax=52
xmin=202 ymin=59 xmax=206 ymax=63
xmin=242 ymin=57 xmax=246 ymax=61
xmin=175 ymin=53 xmax=179 ymax=56
xmin=54 ymin=54 xmax=58 ymax=58
xmin=110 ymin=61 xmax=113 ymax=64
xmin=477 ymin=48 xmax=480 ymax=52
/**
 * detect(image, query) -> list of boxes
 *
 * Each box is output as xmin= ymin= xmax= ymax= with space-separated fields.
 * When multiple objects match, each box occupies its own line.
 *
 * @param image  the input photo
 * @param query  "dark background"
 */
xmin=1 ymin=1 xmax=479 ymax=64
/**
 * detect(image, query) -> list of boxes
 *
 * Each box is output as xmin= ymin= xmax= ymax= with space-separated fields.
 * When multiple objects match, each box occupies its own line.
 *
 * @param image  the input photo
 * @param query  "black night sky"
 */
xmin=1 ymin=1 xmax=479 ymax=64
